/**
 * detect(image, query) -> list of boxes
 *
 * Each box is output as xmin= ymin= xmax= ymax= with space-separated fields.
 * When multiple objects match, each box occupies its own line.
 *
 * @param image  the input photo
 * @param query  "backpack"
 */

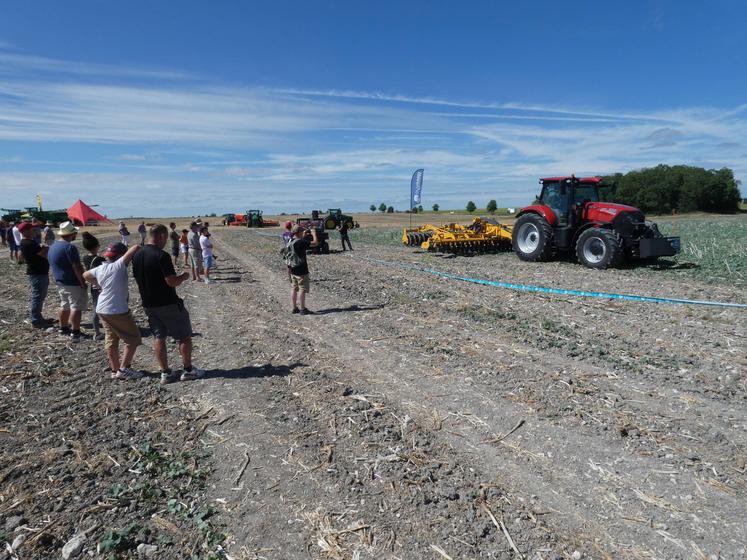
xmin=280 ymin=237 xmax=304 ymax=268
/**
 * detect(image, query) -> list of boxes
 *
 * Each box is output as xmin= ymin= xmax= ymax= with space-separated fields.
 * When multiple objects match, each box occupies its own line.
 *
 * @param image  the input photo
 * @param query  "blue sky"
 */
xmin=1 ymin=0 xmax=745 ymax=217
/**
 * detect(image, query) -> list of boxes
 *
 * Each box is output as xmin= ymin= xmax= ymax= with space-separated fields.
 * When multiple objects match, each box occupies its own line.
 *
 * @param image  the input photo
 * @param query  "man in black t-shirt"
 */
xmin=18 ymin=221 xmax=51 ymax=328
xmin=288 ymin=225 xmax=318 ymax=315
xmin=132 ymin=224 xmax=204 ymax=384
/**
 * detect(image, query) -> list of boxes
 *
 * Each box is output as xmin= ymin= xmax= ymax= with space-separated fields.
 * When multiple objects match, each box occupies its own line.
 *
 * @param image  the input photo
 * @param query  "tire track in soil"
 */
xmin=167 ymin=250 xmax=582 ymax=559
xmin=207 ymin=229 xmax=747 ymax=560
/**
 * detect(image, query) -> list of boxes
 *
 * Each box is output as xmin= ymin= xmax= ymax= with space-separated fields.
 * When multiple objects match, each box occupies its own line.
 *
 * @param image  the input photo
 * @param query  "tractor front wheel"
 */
xmin=512 ymin=213 xmax=554 ymax=261
xmin=575 ymin=228 xmax=623 ymax=269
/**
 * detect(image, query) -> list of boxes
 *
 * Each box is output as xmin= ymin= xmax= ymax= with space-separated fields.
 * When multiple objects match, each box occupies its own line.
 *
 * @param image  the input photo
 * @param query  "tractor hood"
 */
xmin=584 ymin=202 xmax=645 ymax=223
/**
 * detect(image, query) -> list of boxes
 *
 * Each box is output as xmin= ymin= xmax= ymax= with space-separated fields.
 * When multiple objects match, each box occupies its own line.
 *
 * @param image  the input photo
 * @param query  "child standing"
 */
xmin=81 ymin=232 xmax=105 ymax=341
xmin=179 ymin=229 xmax=189 ymax=266
xmin=199 ymin=228 xmax=216 ymax=284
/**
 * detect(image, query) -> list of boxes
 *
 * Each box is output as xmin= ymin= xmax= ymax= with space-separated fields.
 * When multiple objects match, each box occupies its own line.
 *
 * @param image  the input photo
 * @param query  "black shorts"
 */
xmin=144 ymin=302 xmax=193 ymax=340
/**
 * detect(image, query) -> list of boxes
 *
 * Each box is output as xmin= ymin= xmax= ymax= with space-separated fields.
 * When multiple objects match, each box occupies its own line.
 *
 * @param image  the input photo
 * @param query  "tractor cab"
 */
xmin=538 ymin=176 xmax=604 ymax=228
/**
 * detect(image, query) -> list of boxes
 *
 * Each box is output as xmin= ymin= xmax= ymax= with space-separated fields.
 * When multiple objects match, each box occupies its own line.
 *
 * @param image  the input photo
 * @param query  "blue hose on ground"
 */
xmin=355 ymin=255 xmax=747 ymax=309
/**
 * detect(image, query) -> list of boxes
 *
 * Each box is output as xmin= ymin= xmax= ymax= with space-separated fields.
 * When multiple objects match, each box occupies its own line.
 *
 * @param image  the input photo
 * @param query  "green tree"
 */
xmin=486 ymin=199 xmax=497 ymax=213
xmin=387 ymin=206 xmax=394 ymax=213
xmin=604 ymin=164 xmax=740 ymax=214
xmin=432 ymin=203 xmax=439 ymax=212
xmin=466 ymin=201 xmax=476 ymax=213
xmin=378 ymin=203 xmax=387 ymax=213
xmin=369 ymin=204 xmax=376 ymax=212
xmin=418 ymin=205 xmax=423 ymax=212
xmin=410 ymin=206 xmax=418 ymax=214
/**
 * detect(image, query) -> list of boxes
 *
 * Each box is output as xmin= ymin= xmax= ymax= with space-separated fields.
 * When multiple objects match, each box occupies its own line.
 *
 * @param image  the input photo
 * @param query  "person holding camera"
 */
xmin=286 ymin=225 xmax=318 ymax=315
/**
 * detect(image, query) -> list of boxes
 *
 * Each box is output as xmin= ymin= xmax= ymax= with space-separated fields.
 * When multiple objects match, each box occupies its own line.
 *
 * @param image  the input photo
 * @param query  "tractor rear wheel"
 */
xmin=512 ymin=213 xmax=554 ymax=261
xmin=325 ymin=218 xmax=336 ymax=230
xmin=575 ymin=228 xmax=623 ymax=269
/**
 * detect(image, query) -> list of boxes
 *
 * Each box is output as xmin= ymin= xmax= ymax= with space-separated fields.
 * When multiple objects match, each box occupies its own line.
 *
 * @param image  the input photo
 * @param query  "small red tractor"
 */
xmin=512 ymin=176 xmax=680 ymax=269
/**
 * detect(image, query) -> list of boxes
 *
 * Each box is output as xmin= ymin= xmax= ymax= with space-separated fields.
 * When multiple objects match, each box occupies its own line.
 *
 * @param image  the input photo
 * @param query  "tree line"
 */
xmin=603 ymin=165 xmax=742 ymax=214
xmin=369 ymin=165 xmax=742 ymax=215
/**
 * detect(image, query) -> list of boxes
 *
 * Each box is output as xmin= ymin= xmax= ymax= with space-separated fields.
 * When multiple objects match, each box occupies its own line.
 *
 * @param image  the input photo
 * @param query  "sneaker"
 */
xmin=56 ymin=326 xmax=72 ymax=336
xmin=292 ymin=307 xmax=300 ymax=314
xmin=160 ymin=370 xmax=179 ymax=385
xmin=31 ymin=319 xmax=52 ymax=329
xmin=93 ymin=333 xmax=105 ymax=341
xmin=70 ymin=331 xmax=81 ymax=343
xmin=299 ymin=308 xmax=313 ymax=315
xmin=180 ymin=367 xmax=205 ymax=381
xmin=204 ymin=278 xmax=216 ymax=284
xmin=111 ymin=367 xmax=144 ymax=380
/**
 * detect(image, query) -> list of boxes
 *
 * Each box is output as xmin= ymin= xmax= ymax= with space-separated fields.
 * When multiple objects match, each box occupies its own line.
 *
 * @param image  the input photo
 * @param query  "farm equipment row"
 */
xmin=403 ymin=176 xmax=681 ymax=269
xmin=222 ymin=210 xmax=279 ymax=227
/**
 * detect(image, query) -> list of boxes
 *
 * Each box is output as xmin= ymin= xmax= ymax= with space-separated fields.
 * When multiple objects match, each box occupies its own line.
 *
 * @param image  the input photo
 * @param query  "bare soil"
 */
xmin=1 ymin=224 xmax=745 ymax=560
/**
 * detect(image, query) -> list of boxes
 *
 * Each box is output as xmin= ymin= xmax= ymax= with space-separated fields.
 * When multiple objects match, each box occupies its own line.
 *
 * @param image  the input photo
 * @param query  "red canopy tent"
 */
xmin=67 ymin=199 xmax=111 ymax=226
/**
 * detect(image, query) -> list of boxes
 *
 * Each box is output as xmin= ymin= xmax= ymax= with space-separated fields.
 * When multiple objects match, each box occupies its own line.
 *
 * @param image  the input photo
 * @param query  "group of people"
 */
xmin=13 ymin=219 xmax=205 ymax=383
xmin=2 ymin=218 xmax=56 ymax=263
xmin=117 ymin=220 xmax=216 ymax=284
xmin=9 ymin=214 xmax=350 ymax=381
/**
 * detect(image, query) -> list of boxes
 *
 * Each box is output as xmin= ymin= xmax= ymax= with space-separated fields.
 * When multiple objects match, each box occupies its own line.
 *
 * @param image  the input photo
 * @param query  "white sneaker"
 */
xmin=111 ymin=367 xmax=144 ymax=380
xmin=204 ymin=278 xmax=216 ymax=284
xmin=180 ymin=367 xmax=205 ymax=381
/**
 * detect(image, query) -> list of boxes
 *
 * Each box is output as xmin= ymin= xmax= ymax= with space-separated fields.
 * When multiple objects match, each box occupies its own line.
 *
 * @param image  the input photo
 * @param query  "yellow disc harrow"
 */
xmin=402 ymin=217 xmax=513 ymax=254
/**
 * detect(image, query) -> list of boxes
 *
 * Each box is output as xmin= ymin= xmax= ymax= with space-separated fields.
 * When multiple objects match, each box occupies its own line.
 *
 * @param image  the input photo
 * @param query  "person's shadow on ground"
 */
xmin=314 ymin=303 xmax=385 ymax=315
xmin=205 ymin=361 xmax=303 ymax=379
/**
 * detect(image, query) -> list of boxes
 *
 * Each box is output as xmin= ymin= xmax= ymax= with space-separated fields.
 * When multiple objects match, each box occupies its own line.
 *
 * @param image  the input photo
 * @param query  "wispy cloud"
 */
xmin=0 ymin=47 xmax=745 ymax=215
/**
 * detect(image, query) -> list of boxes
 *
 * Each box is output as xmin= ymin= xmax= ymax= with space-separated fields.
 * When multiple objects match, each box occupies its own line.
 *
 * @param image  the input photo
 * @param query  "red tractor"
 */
xmin=512 ymin=176 xmax=681 ymax=269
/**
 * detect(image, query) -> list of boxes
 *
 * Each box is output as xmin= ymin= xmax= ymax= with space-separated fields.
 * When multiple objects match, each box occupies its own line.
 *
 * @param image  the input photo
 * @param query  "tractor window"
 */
xmin=574 ymin=184 xmax=599 ymax=205
xmin=540 ymin=181 xmax=568 ymax=225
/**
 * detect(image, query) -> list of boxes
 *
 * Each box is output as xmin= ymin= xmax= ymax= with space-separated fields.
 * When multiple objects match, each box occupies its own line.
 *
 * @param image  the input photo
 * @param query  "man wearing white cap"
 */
xmin=47 ymin=221 xmax=88 ymax=342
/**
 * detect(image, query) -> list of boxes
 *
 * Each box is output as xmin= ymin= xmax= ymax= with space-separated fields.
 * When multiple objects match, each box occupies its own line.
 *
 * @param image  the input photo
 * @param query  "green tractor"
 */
xmin=245 ymin=209 xmax=264 ymax=227
xmin=322 ymin=208 xmax=355 ymax=230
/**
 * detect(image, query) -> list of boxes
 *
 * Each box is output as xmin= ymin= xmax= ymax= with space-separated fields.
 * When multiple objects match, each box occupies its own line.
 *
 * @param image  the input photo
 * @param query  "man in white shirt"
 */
xmin=12 ymin=222 xmax=23 ymax=263
xmin=199 ymin=228 xmax=215 ymax=284
xmin=83 ymin=242 xmax=144 ymax=380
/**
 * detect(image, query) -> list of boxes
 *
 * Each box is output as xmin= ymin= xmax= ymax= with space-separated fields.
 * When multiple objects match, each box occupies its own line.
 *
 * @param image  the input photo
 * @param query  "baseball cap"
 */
xmin=17 ymin=221 xmax=34 ymax=233
xmin=103 ymin=242 xmax=127 ymax=259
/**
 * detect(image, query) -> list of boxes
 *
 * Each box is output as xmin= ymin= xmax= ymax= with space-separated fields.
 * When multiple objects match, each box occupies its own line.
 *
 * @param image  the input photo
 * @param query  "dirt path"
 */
xmin=174 ymin=228 xmax=746 ymax=560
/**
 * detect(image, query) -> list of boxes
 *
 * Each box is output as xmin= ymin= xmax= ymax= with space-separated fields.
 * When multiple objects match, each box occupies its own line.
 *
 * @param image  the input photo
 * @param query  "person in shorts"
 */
xmin=288 ymin=224 xmax=318 ymax=315
xmin=119 ymin=221 xmax=130 ymax=245
xmin=187 ymin=222 xmax=203 ymax=281
xmin=18 ymin=221 xmax=51 ymax=328
xmin=84 ymin=242 xmax=144 ymax=380
xmin=199 ymin=227 xmax=216 ymax=284
xmin=169 ymin=222 xmax=181 ymax=266
xmin=7 ymin=221 xmax=19 ymax=262
xmin=47 ymin=221 xmax=88 ymax=341
xmin=132 ymin=224 xmax=204 ymax=384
